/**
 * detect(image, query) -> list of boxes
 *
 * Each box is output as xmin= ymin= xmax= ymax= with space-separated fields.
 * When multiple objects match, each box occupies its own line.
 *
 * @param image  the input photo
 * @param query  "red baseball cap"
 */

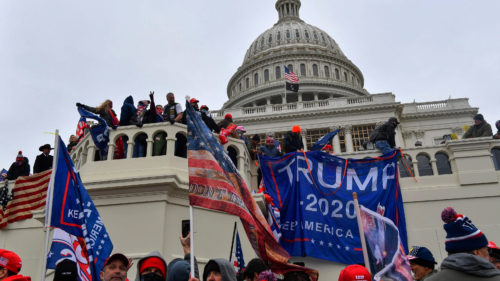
xmin=0 ymin=249 xmax=22 ymax=274
xmin=189 ymin=98 xmax=199 ymax=104
xmin=338 ymin=265 xmax=371 ymax=281
xmin=224 ymin=113 xmax=232 ymax=119
xmin=488 ymin=241 xmax=499 ymax=250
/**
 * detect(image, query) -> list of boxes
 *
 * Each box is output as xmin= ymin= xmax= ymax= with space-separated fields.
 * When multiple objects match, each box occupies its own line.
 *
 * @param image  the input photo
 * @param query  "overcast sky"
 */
xmin=1 ymin=0 xmax=499 ymax=171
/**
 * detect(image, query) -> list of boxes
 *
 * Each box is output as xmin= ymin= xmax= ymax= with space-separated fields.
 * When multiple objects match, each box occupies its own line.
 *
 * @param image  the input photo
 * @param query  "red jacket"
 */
xmin=3 ymin=275 xmax=31 ymax=281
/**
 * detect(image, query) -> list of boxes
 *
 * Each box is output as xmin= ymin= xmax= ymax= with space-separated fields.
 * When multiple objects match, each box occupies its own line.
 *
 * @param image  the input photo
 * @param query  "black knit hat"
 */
xmin=54 ymin=259 xmax=77 ymax=281
xmin=474 ymin=114 xmax=484 ymax=121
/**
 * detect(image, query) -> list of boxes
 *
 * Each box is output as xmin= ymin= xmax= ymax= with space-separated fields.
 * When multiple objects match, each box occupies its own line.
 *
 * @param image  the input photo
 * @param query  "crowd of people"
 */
xmin=2 ymin=207 xmax=500 ymax=281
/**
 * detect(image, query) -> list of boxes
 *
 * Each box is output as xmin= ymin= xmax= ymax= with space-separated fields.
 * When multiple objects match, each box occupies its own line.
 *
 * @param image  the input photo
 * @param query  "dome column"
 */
xmin=331 ymin=126 xmax=341 ymax=154
xmin=298 ymin=93 xmax=302 ymax=102
xmin=301 ymin=128 xmax=308 ymax=151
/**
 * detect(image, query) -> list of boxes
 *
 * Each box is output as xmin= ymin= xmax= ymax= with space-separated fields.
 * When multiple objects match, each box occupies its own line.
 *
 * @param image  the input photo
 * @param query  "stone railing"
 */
xmin=213 ymin=93 xmax=395 ymax=119
xmin=402 ymin=98 xmax=472 ymax=114
xmin=69 ymin=122 xmax=252 ymax=187
xmin=331 ymin=137 xmax=500 ymax=189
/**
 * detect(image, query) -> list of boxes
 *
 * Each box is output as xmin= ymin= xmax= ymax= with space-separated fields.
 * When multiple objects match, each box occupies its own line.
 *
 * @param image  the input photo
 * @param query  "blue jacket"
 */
xmin=119 ymin=96 xmax=138 ymax=126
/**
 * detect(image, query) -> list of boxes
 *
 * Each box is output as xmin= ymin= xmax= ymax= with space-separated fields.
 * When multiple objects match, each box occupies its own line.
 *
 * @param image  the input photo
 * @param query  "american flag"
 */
xmin=185 ymin=101 xmax=318 ymax=280
xmin=0 ymin=169 xmax=51 ymax=228
xmin=231 ymin=229 xmax=246 ymax=273
xmin=284 ymin=66 xmax=299 ymax=84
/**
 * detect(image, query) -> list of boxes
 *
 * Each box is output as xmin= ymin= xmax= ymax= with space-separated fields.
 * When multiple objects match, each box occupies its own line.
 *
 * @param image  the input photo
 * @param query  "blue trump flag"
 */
xmin=310 ymin=129 xmax=340 ymax=151
xmin=47 ymin=136 xmax=113 ymax=281
xmin=78 ymin=106 xmax=110 ymax=158
xmin=259 ymin=150 xmax=407 ymax=265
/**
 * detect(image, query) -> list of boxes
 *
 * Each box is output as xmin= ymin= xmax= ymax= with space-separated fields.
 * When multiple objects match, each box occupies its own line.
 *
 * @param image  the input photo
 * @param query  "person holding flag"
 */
xmin=44 ymin=134 xmax=114 ymax=281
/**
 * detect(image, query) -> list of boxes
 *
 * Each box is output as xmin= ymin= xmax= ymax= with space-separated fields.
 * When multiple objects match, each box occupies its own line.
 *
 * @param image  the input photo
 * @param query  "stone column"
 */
xmin=412 ymin=161 xmax=420 ymax=177
xmin=146 ymin=138 xmax=153 ymax=158
xmin=430 ymin=159 xmax=438 ymax=176
xmin=314 ymin=92 xmax=319 ymax=101
xmin=267 ymin=98 xmax=271 ymax=105
xmin=166 ymin=135 xmax=177 ymax=160
xmin=331 ymin=126 xmax=341 ymax=154
xmin=282 ymin=94 xmax=286 ymax=104
xmin=298 ymin=93 xmax=303 ymax=102
xmin=301 ymin=129 xmax=308 ymax=151
xmin=127 ymin=141 xmax=134 ymax=159
xmin=87 ymin=144 xmax=96 ymax=163
xmin=107 ymin=142 xmax=115 ymax=160
xmin=344 ymin=125 xmax=354 ymax=153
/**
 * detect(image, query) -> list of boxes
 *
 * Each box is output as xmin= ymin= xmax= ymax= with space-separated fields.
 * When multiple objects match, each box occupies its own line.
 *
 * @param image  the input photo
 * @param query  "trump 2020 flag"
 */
xmin=78 ymin=106 xmax=110 ymax=159
xmin=47 ymin=136 xmax=113 ymax=281
xmin=360 ymin=205 xmax=412 ymax=281
xmin=185 ymin=101 xmax=318 ymax=280
xmin=47 ymin=228 xmax=93 ymax=281
xmin=310 ymin=129 xmax=340 ymax=151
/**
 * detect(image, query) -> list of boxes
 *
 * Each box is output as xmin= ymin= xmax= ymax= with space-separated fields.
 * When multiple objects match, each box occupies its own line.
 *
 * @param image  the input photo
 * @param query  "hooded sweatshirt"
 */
xmin=135 ymin=251 xmax=169 ymax=281
xmin=427 ymin=253 xmax=500 ymax=281
xmin=120 ymin=96 xmax=139 ymax=126
xmin=202 ymin=259 xmax=236 ymax=281
xmin=135 ymin=251 xmax=199 ymax=281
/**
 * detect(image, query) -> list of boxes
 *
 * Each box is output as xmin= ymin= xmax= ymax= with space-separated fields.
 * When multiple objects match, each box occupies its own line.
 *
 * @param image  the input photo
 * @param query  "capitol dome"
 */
xmin=224 ymin=0 xmax=369 ymax=109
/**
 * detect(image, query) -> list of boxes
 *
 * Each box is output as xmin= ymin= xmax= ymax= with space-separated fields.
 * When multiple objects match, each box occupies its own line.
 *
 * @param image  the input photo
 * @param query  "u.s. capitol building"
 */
xmin=1 ymin=0 xmax=499 ymax=280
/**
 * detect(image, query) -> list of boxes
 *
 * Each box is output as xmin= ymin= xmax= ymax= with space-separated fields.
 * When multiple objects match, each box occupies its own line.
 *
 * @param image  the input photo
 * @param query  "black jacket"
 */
xmin=34 ymin=153 xmax=53 ymax=174
xmin=284 ymin=131 xmax=304 ymax=153
xmin=371 ymin=122 xmax=397 ymax=148
xmin=201 ymin=112 xmax=220 ymax=133
xmin=7 ymin=158 xmax=30 ymax=180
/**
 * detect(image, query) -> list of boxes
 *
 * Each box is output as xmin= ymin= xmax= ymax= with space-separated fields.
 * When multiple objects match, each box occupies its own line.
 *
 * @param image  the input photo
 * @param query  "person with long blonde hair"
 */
xmin=76 ymin=99 xmax=117 ymax=127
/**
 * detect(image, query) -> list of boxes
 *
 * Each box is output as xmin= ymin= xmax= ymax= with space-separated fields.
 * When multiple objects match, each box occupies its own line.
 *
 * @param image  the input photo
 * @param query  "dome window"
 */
xmin=287 ymin=64 xmax=294 ymax=72
xmin=300 ymin=64 xmax=306 ymax=76
xmin=321 ymin=33 xmax=326 ymax=42
xmin=335 ymin=68 xmax=340 ymax=80
xmin=313 ymin=31 xmax=318 ymax=40
xmin=312 ymin=64 xmax=319 ymax=77
xmin=305 ymin=30 xmax=309 ymax=39
xmin=239 ymin=82 xmax=242 ymax=91
xmin=268 ymin=34 xmax=272 ymax=44
xmin=261 ymin=37 xmax=265 ymax=48
xmin=246 ymin=77 xmax=250 ymax=89
xmin=254 ymin=73 xmax=259 ymax=86
xmin=277 ymin=31 xmax=281 ymax=41
xmin=324 ymin=66 xmax=330 ymax=78
xmin=286 ymin=30 xmax=291 ymax=39
xmin=275 ymin=66 xmax=281 ymax=79
xmin=264 ymin=69 xmax=270 ymax=82
xmin=295 ymin=29 xmax=300 ymax=38
xmin=254 ymin=43 xmax=257 ymax=53
xmin=344 ymin=72 xmax=348 ymax=81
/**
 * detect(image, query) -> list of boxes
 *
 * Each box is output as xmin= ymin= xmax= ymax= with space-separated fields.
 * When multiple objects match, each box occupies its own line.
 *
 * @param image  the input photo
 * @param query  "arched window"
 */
xmin=275 ymin=66 xmax=281 ymax=79
xmin=312 ymin=64 xmax=319 ymax=77
xmin=253 ymin=43 xmax=257 ymax=53
xmin=286 ymin=30 xmax=291 ymax=39
xmin=260 ymin=37 xmax=264 ymax=47
xmin=264 ymin=69 xmax=270 ymax=82
xmin=227 ymin=146 xmax=238 ymax=168
xmin=246 ymin=77 xmax=250 ymax=89
xmin=254 ymin=73 xmax=259 ymax=86
xmin=152 ymin=131 xmax=167 ymax=156
xmin=175 ymin=133 xmax=187 ymax=158
xmin=435 ymin=152 xmax=452 ymax=174
xmin=398 ymin=155 xmax=414 ymax=178
xmin=287 ymin=64 xmax=293 ymax=72
xmin=239 ymin=82 xmax=242 ymax=91
xmin=295 ymin=29 xmax=300 ymax=39
xmin=300 ymin=64 xmax=306 ymax=76
xmin=313 ymin=31 xmax=318 ymax=40
xmin=277 ymin=31 xmax=281 ymax=41
xmin=492 ymin=147 xmax=500 ymax=170
xmin=321 ymin=33 xmax=326 ymax=43
xmin=268 ymin=34 xmax=272 ymax=43
xmin=344 ymin=72 xmax=348 ymax=81
xmin=417 ymin=154 xmax=433 ymax=176
xmin=324 ymin=66 xmax=330 ymax=78
xmin=133 ymin=133 xmax=148 ymax=158
xmin=305 ymin=30 xmax=309 ymax=39
xmin=335 ymin=68 xmax=340 ymax=80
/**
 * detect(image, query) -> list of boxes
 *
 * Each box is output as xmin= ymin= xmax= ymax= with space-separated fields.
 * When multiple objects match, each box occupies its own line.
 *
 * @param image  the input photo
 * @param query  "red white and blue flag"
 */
xmin=284 ymin=66 xmax=299 ymax=84
xmin=47 ymin=228 xmax=93 ymax=281
xmin=360 ymin=205 xmax=412 ymax=281
xmin=186 ymin=101 xmax=318 ymax=280
xmin=230 ymin=229 xmax=246 ymax=273
xmin=46 ymin=136 xmax=113 ymax=281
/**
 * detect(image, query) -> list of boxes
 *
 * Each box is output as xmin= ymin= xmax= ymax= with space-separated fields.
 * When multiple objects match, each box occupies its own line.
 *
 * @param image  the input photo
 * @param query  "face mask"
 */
xmin=141 ymin=272 xmax=163 ymax=281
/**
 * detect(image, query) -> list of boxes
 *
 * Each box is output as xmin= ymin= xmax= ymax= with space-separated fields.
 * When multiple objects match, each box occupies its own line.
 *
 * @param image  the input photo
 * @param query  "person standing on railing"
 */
xmin=163 ymin=92 xmax=183 ymax=124
xmin=462 ymin=114 xmax=493 ymax=139
xmin=6 ymin=151 xmax=30 ymax=181
xmin=493 ymin=120 xmax=500 ymax=140
xmin=33 ymin=144 xmax=53 ymax=174
xmin=283 ymin=125 xmax=304 ymax=153
xmin=200 ymin=105 xmax=220 ymax=133
xmin=369 ymin=117 xmax=399 ymax=155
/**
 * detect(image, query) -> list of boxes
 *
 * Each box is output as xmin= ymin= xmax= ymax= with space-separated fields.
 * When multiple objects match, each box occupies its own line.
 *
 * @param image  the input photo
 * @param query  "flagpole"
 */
xmin=41 ymin=130 xmax=60 ymax=281
xmin=353 ymin=192 xmax=371 ymax=273
xmin=189 ymin=205 xmax=194 ymax=278
xmin=283 ymin=67 xmax=287 ymax=104
xmin=229 ymin=222 xmax=237 ymax=261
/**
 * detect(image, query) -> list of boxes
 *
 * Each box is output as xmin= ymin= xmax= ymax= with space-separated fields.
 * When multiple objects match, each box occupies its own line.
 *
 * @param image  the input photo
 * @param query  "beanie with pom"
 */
xmin=441 ymin=207 xmax=488 ymax=253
